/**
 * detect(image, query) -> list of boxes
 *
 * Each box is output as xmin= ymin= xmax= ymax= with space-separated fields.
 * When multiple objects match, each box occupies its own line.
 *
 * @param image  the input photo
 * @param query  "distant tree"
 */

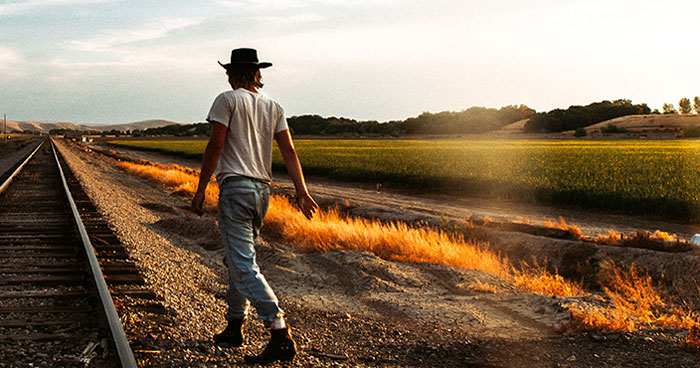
xmin=574 ymin=127 xmax=587 ymax=137
xmin=285 ymin=105 xmax=534 ymax=136
xmin=663 ymin=103 xmax=678 ymax=114
xmin=139 ymin=123 xmax=211 ymax=136
xmin=652 ymin=109 xmax=661 ymax=114
xmin=694 ymin=97 xmax=700 ymax=115
xmin=402 ymin=105 xmax=533 ymax=135
xmin=523 ymin=99 xmax=650 ymax=133
xmin=679 ymin=98 xmax=693 ymax=114
xmin=601 ymin=124 xmax=627 ymax=134
xmin=680 ymin=125 xmax=700 ymax=138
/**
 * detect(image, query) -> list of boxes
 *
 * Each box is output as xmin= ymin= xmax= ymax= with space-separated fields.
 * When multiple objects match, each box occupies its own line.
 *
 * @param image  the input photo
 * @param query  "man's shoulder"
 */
xmin=216 ymin=89 xmax=250 ymax=99
xmin=220 ymin=89 xmax=283 ymax=112
xmin=258 ymin=92 xmax=283 ymax=109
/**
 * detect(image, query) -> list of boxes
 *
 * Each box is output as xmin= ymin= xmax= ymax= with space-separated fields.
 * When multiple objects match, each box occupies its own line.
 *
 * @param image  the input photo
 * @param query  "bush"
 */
xmin=680 ymin=125 xmax=700 ymax=138
xmin=524 ymin=99 xmax=650 ymax=133
xmin=574 ymin=127 xmax=587 ymax=137
xmin=601 ymin=124 xmax=628 ymax=134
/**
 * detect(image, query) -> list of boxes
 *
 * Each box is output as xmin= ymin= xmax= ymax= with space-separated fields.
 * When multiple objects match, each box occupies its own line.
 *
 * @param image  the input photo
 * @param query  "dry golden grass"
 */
xmin=117 ymin=161 xmax=580 ymax=297
xmin=592 ymin=229 xmax=691 ymax=252
xmin=117 ymin=161 xmax=218 ymax=211
xmin=541 ymin=217 xmax=681 ymax=249
xmin=650 ymin=230 xmax=678 ymax=242
xmin=686 ymin=326 xmax=700 ymax=353
xmin=511 ymin=265 xmax=583 ymax=297
xmin=595 ymin=230 xmax=622 ymax=245
xmin=543 ymin=217 xmax=583 ymax=239
xmin=117 ymin=161 xmax=699 ymax=335
xmin=596 ymin=229 xmax=678 ymax=244
xmin=562 ymin=261 xmax=700 ymax=333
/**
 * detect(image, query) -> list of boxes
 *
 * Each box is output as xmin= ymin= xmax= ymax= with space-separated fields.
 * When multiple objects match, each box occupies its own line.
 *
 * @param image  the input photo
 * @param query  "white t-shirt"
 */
xmin=206 ymin=88 xmax=289 ymax=184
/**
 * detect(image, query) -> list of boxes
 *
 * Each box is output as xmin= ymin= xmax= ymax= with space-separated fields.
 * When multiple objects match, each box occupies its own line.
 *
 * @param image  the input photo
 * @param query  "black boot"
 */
xmin=213 ymin=318 xmax=245 ymax=347
xmin=244 ymin=326 xmax=297 ymax=365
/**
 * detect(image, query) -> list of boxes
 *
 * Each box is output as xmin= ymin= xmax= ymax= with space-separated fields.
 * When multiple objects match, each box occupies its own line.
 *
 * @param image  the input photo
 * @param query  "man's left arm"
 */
xmin=191 ymin=122 xmax=228 ymax=215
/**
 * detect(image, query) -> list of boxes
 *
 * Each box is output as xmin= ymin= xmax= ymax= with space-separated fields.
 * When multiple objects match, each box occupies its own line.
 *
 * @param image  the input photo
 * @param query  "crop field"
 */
xmin=108 ymin=139 xmax=700 ymax=221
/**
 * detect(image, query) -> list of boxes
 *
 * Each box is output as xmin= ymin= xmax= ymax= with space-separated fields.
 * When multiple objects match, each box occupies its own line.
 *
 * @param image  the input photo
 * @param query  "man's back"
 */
xmin=207 ymin=88 xmax=288 ymax=184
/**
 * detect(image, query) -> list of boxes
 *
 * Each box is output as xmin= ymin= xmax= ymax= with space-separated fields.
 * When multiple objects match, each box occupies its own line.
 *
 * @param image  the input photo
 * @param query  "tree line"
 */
xmin=288 ymin=105 xmax=534 ymax=136
xmin=134 ymin=123 xmax=211 ymax=137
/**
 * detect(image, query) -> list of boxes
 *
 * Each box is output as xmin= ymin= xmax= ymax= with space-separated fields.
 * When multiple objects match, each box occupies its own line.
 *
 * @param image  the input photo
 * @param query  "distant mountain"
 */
xmin=4 ymin=121 xmax=85 ymax=134
xmin=90 ymin=119 xmax=181 ymax=132
xmin=3 ymin=119 xmax=182 ymax=134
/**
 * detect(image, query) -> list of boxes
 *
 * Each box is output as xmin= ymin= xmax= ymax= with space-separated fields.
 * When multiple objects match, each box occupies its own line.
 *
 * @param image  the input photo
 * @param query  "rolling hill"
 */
xmin=3 ymin=119 xmax=182 ymax=134
xmin=493 ymin=114 xmax=700 ymax=136
xmin=89 ymin=119 xmax=180 ymax=132
xmin=583 ymin=114 xmax=700 ymax=132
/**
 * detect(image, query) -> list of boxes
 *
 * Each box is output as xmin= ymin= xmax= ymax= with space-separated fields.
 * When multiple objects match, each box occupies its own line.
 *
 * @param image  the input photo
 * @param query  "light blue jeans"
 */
xmin=217 ymin=176 xmax=284 ymax=325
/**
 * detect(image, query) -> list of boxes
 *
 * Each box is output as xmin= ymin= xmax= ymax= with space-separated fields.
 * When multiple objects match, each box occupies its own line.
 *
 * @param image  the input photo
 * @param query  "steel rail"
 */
xmin=50 ymin=138 xmax=138 ymax=368
xmin=0 ymin=137 xmax=45 ymax=195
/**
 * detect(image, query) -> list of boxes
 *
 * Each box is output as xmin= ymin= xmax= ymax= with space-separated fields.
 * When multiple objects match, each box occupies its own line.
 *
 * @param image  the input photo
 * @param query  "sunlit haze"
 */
xmin=0 ymin=0 xmax=698 ymax=125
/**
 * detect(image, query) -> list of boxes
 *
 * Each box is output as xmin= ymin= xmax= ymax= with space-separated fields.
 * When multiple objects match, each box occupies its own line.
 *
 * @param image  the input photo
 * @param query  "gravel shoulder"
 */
xmin=0 ymin=137 xmax=42 ymax=180
xmin=56 ymin=140 xmax=700 ymax=367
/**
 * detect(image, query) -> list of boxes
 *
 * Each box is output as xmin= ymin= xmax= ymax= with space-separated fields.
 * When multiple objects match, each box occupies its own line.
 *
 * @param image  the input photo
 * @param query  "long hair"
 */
xmin=227 ymin=67 xmax=264 ymax=89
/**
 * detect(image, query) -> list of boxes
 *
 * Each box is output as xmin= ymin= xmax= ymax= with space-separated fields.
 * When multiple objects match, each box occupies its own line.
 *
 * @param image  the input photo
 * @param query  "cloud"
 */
xmin=0 ymin=46 xmax=27 ymax=79
xmin=70 ymin=17 xmax=202 ymax=53
xmin=217 ymin=0 xmax=397 ymax=5
xmin=215 ymin=0 xmax=400 ymax=17
xmin=0 ymin=0 xmax=106 ymax=16
xmin=216 ymin=0 xmax=305 ymax=10
xmin=48 ymin=17 xmax=215 ymax=80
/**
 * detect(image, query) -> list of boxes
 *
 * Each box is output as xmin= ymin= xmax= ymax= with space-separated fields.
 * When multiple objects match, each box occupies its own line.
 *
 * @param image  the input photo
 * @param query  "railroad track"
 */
xmin=0 ymin=139 xmax=149 ymax=367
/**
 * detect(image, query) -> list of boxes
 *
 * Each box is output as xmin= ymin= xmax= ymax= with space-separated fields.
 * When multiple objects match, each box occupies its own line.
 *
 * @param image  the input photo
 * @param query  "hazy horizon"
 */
xmin=1 ymin=0 xmax=699 ymax=125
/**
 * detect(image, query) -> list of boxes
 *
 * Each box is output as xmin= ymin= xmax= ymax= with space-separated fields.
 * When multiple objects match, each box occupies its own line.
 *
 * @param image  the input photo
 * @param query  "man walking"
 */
xmin=191 ymin=48 xmax=318 ymax=364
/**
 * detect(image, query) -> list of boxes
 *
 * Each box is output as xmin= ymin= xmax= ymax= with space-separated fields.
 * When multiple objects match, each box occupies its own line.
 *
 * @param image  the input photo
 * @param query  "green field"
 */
xmin=109 ymin=139 xmax=700 ymax=221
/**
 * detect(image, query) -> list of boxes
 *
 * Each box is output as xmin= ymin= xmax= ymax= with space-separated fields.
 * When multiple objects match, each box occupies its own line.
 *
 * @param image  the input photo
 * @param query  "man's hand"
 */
xmin=191 ymin=190 xmax=205 ymax=216
xmin=295 ymin=193 xmax=318 ymax=220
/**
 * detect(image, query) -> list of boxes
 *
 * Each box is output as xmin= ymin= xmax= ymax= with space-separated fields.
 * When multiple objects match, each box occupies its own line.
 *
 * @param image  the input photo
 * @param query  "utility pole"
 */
xmin=3 ymin=114 xmax=6 ymax=143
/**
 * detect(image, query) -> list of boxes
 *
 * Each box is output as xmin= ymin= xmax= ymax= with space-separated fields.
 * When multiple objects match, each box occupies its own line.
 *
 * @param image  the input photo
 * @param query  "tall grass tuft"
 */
xmin=543 ymin=217 xmax=583 ymax=239
xmin=562 ymin=262 xmax=699 ymax=332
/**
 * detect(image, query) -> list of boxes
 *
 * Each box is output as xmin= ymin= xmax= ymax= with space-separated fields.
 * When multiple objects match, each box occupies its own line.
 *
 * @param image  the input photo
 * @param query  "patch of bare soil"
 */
xmin=72 ymin=140 xmax=700 ymax=366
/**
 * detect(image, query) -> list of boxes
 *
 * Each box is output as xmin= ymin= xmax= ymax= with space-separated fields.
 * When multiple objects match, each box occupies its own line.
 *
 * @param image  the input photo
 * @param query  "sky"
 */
xmin=0 ymin=0 xmax=699 ymax=125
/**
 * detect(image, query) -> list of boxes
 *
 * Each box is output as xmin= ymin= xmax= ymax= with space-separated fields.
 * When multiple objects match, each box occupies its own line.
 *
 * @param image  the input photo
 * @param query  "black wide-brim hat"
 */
xmin=218 ymin=48 xmax=272 ymax=70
